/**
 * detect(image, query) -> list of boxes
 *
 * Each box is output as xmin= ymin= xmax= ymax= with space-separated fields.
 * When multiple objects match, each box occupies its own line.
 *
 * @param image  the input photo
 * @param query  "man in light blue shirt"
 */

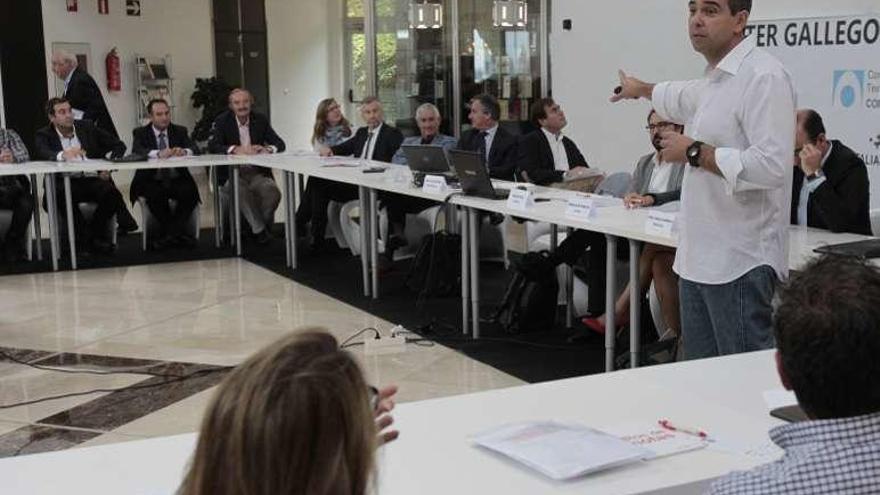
xmin=384 ymin=103 xmax=457 ymax=258
xmin=391 ymin=103 xmax=457 ymax=165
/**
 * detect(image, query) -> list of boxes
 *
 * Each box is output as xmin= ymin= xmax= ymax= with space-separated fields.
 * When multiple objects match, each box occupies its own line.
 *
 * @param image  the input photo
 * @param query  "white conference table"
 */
xmin=248 ymin=156 xmax=871 ymax=372
xmin=7 ymin=153 xmax=871 ymax=372
xmin=0 ymin=349 xmax=788 ymax=495
xmin=5 ymin=155 xmax=254 ymax=271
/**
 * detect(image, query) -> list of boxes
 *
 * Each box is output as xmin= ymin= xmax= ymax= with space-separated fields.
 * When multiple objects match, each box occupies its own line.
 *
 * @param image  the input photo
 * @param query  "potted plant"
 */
xmin=190 ymin=77 xmax=233 ymax=150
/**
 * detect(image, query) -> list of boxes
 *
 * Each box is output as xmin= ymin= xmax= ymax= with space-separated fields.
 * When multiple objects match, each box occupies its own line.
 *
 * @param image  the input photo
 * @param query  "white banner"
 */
xmin=746 ymin=15 xmax=880 ymax=208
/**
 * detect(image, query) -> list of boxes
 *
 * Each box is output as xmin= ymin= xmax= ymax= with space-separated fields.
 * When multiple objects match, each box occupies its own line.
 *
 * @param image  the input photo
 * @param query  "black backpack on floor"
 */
xmin=491 ymin=251 xmax=559 ymax=334
xmin=405 ymin=231 xmax=462 ymax=298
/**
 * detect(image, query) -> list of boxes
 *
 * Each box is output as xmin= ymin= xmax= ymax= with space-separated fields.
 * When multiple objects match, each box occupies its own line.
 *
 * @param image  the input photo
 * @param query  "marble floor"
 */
xmin=0 ymin=259 xmax=523 ymax=457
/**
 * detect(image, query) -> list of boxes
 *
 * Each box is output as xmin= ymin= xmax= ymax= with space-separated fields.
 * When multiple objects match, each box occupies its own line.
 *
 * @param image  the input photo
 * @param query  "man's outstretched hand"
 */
xmin=610 ymin=70 xmax=654 ymax=103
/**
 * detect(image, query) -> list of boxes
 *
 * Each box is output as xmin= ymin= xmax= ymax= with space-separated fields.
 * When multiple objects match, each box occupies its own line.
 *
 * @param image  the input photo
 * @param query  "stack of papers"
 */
xmin=471 ymin=421 xmax=650 ymax=480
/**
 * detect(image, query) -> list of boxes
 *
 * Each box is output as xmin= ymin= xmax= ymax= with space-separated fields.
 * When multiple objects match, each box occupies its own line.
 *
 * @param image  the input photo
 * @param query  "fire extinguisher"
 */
xmin=106 ymin=47 xmax=121 ymax=92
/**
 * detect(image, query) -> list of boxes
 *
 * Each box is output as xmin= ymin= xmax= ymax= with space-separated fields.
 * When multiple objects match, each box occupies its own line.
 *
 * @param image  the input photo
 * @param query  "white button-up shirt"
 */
xmin=55 ymin=127 xmax=83 ymax=162
xmin=150 ymin=126 xmax=193 ymax=159
xmin=796 ymin=142 xmax=833 ymax=227
xmin=648 ymin=154 xmax=676 ymax=194
xmin=541 ymin=128 xmax=570 ymax=172
xmin=652 ymin=36 xmax=796 ymax=284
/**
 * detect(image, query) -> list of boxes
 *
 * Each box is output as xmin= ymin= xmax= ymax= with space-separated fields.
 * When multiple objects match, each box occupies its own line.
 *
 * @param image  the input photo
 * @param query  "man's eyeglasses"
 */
xmin=646 ymin=122 xmax=677 ymax=132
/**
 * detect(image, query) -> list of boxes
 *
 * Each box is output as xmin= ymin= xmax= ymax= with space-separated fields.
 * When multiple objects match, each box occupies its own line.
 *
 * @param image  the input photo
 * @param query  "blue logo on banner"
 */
xmin=833 ymin=70 xmax=866 ymax=108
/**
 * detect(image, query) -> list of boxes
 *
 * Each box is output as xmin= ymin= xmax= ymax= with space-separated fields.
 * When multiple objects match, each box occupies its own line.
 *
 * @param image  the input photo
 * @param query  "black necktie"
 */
xmin=477 ymin=131 xmax=489 ymax=167
xmin=421 ymin=135 xmax=434 ymax=145
xmin=361 ymin=131 xmax=375 ymax=159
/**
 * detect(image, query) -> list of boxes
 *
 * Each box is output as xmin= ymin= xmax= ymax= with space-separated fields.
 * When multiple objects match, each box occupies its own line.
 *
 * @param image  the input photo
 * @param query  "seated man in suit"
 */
xmin=131 ymin=99 xmax=201 ymax=250
xmin=208 ymin=88 xmax=286 ymax=245
xmin=35 ymin=98 xmax=128 ymax=255
xmin=709 ymin=255 xmax=880 ymax=494
xmin=792 ymin=109 xmax=870 ymax=235
xmin=457 ymin=94 xmax=517 ymax=181
xmin=0 ymin=127 xmax=35 ymax=262
xmin=384 ymin=103 xmax=457 ymax=256
xmin=297 ymin=96 xmax=403 ymax=252
xmin=516 ymin=98 xmax=589 ymax=185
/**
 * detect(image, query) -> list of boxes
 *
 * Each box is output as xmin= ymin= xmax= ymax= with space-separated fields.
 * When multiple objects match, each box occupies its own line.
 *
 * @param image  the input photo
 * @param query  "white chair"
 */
xmin=77 ymin=203 xmax=118 ymax=245
xmin=0 ymin=210 xmax=34 ymax=261
xmin=136 ymin=198 xmax=201 ymax=250
xmin=870 ymin=208 xmax=880 ymax=236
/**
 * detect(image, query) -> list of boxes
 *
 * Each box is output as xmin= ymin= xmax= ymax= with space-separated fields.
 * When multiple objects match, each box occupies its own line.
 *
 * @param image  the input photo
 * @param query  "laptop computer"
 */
xmin=447 ymin=149 xmax=510 ymax=200
xmin=402 ymin=145 xmax=459 ymax=187
xmin=813 ymin=239 xmax=880 ymax=260
xmin=402 ymin=145 xmax=453 ymax=174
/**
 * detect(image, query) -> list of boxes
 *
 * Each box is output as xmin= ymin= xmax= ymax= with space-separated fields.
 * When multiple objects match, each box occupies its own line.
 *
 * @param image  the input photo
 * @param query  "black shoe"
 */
xmin=90 ymin=239 xmax=115 ymax=255
xmin=255 ymin=229 xmax=273 ymax=245
xmin=117 ymin=223 xmax=138 ymax=236
xmin=176 ymin=234 xmax=198 ymax=249
xmin=3 ymin=242 xmax=26 ymax=263
xmin=149 ymin=235 xmax=173 ymax=251
xmin=384 ymin=235 xmax=408 ymax=261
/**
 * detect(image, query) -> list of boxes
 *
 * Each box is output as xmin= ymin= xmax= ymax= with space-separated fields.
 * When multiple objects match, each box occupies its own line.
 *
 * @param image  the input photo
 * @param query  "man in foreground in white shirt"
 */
xmin=611 ymin=0 xmax=796 ymax=359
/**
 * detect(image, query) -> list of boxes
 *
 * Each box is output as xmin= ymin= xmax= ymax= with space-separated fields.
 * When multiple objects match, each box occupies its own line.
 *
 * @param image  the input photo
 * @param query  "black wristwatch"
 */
xmin=686 ymin=141 xmax=704 ymax=168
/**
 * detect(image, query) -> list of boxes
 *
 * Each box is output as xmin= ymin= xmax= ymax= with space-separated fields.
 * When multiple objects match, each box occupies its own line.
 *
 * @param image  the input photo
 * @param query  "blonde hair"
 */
xmin=178 ymin=330 xmax=376 ymax=495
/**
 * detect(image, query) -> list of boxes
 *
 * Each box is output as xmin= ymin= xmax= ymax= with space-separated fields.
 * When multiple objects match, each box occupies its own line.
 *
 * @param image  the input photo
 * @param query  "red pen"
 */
xmin=658 ymin=419 xmax=709 ymax=439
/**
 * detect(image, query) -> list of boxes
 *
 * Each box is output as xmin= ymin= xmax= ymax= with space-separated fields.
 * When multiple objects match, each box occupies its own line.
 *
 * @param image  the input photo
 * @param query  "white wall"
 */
xmin=551 ymin=0 xmax=880 ymax=174
xmin=41 ymin=0 xmax=215 ymax=149
xmin=266 ymin=0 xmax=345 ymax=150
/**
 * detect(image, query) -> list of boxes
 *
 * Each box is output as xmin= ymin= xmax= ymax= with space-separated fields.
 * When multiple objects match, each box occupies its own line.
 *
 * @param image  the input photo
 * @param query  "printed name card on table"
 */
xmin=645 ymin=210 xmax=677 ymax=238
xmin=422 ymin=175 xmax=448 ymax=194
xmin=566 ymin=194 xmax=597 ymax=221
xmin=506 ymin=187 xmax=534 ymax=211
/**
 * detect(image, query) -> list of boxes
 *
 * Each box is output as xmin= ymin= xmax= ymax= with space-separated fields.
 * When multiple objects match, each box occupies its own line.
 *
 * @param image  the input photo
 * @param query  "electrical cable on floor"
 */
xmin=339 ymin=327 xmax=381 ymax=349
xmin=0 ymin=367 xmax=231 ymax=410
xmin=0 ymin=350 xmax=232 ymax=379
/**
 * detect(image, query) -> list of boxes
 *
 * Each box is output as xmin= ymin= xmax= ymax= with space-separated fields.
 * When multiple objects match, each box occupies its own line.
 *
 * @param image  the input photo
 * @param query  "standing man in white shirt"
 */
xmin=611 ymin=0 xmax=796 ymax=359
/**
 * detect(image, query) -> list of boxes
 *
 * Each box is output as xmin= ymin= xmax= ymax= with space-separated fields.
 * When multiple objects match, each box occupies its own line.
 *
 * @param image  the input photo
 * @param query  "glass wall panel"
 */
xmin=374 ymin=0 xmax=454 ymax=137
xmin=458 ymin=0 xmax=543 ymax=136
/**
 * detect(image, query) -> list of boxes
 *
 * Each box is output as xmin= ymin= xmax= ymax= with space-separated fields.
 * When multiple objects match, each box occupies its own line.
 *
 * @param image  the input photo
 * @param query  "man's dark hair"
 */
xmin=530 ymin=98 xmax=556 ymax=126
xmin=471 ymin=94 xmax=500 ymax=121
xmin=45 ymin=97 xmax=70 ymax=117
xmin=800 ymin=109 xmax=826 ymax=143
xmin=774 ymin=255 xmax=880 ymax=419
xmin=147 ymin=98 xmax=170 ymax=115
xmin=727 ymin=0 xmax=752 ymax=14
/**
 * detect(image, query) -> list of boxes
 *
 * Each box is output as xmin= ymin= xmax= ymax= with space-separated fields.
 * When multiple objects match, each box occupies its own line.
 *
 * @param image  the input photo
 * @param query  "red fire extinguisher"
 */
xmin=106 ymin=47 xmax=121 ymax=92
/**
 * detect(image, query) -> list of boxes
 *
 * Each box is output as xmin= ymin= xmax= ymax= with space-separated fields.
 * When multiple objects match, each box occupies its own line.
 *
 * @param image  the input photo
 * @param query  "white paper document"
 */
xmin=471 ymin=421 xmax=650 ymax=481
xmin=601 ymin=423 xmax=708 ymax=459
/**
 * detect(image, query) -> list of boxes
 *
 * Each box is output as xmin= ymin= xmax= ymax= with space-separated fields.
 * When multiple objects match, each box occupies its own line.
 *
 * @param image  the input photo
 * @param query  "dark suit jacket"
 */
xmin=331 ymin=124 xmax=403 ymax=163
xmin=130 ymin=123 xmax=201 ymax=204
xmin=458 ymin=127 xmax=518 ymax=181
xmin=64 ymin=67 xmax=119 ymax=138
xmin=516 ymin=130 xmax=589 ymax=185
xmin=790 ymin=140 xmax=871 ymax=235
xmin=34 ymin=120 xmax=126 ymax=162
xmin=207 ymin=110 xmax=286 ymax=183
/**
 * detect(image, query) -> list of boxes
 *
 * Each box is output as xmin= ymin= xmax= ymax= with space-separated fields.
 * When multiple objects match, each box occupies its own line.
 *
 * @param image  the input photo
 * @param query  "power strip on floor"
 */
xmin=364 ymin=332 xmax=407 ymax=356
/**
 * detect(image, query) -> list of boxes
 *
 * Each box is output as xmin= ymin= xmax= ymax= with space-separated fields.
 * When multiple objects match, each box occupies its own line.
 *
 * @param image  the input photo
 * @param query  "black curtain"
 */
xmin=0 ymin=0 xmax=49 ymax=156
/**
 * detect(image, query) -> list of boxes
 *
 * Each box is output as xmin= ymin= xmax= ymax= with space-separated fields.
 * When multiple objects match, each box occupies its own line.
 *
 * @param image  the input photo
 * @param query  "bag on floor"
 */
xmin=405 ymin=231 xmax=462 ymax=298
xmin=492 ymin=251 xmax=559 ymax=334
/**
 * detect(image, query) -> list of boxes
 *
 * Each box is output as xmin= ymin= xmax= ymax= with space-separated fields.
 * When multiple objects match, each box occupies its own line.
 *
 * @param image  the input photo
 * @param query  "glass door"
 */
xmin=458 ymin=0 xmax=544 ymax=136
xmin=374 ymin=0 xmax=454 ymax=137
xmin=344 ymin=0 xmax=370 ymax=115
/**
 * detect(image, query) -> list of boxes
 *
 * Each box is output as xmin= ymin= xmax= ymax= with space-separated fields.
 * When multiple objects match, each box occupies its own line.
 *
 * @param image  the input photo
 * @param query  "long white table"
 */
xmin=8 ymin=153 xmax=872 ymax=372
xmin=0 ymin=350 xmax=788 ymax=495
